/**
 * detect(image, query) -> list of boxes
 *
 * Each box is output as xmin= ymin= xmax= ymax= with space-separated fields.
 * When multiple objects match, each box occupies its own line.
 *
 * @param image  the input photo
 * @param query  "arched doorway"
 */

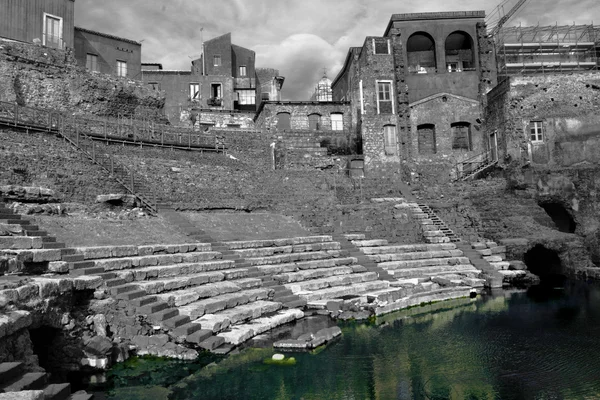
xmin=407 ymin=32 xmax=437 ymax=73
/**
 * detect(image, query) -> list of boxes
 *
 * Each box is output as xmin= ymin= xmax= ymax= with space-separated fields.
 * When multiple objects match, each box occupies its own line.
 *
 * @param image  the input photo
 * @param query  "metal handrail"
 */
xmin=454 ymin=150 xmax=497 ymax=181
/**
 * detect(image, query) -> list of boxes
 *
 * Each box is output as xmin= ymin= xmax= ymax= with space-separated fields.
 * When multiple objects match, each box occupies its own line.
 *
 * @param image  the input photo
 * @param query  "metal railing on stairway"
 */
xmin=59 ymin=115 xmax=159 ymax=215
xmin=453 ymin=150 xmax=498 ymax=181
xmin=0 ymin=101 xmax=172 ymax=215
xmin=0 ymin=100 xmax=225 ymax=152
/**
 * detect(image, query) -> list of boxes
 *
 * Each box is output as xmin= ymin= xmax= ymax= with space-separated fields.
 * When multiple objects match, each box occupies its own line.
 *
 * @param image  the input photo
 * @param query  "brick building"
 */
xmin=142 ymin=33 xmax=284 ymax=125
xmin=74 ymin=27 xmax=142 ymax=79
xmin=332 ymin=11 xmax=497 ymax=177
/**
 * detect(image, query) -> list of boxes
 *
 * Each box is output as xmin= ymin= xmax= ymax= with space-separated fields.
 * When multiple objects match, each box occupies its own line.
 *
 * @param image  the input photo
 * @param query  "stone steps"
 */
xmin=222 ymin=235 xmax=333 ymax=250
xmin=366 ymin=249 xmax=464 ymax=263
xmin=245 ymin=250 xmax=343 ymax=266
xmin=385 ymin=264 xmax=480 ymax=278
xmin=71 ymin=243 xmax=211 ymax=260
xmin=154 ymin=281 xmax=247 ymax=307
xmin=273 ymin=266 xmax=355 ymax=284
xmin=359 ymin=243 xmax=457 ymax=255
xmin=299 ymin=280 xmax=390 ymax=302
xmin=193 ymin=300 xmax=283 ymax=333
xmin=216 ymin=308 xmax=304 ymax=346
xmin=111 ymin=260 xmax=239 ymax=282
xmin=285 ymin=271 xmax=379 ymax=293
xmin=255 ymin=257 xmax=358 ymax=275
xmin=0 ymin=361 xmax=90 ymax=399
xmin=89 ymin=251 xmax=222 ymax=272
xmin=177 ymin=289 xmax=272 ymax=320
xmin=378 ymin=256 xmax=471 ymax=270
xmin=231 ymin=242 xmax=341 ymax=258
xmin=374 ymin=286 xmax=474 ymax=316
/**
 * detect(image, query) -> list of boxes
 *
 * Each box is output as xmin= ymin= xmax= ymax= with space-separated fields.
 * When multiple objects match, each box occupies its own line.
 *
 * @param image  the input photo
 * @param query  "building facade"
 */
xmin=0 ymin=0 xmax=75 ymax=49
xmin=332 ymin=11 xmax=497 ymax=177
xmin=74 ymin=27 xmax=142 ymax=79
xmin=142 ymin=33 xmax=283 ymax=125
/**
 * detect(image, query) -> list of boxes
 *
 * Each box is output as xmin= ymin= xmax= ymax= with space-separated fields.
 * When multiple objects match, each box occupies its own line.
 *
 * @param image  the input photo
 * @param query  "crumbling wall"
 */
xmin=0 ymin=40 xmax=166 ymax=122
xmin=0 ymin=129 xmax=124 ymax=203
xmin=485 ymin=73 xmax=600 ymax=167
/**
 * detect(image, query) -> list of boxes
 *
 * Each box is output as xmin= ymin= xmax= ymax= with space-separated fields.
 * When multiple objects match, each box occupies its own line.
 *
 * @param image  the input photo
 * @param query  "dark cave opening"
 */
xmin=29 ymin=326 xmax=62 ymax=372
xmin=540 ymin=202 xmax=576 ymax=233
xmin=524 ymin=245 xmax=566 ymax=285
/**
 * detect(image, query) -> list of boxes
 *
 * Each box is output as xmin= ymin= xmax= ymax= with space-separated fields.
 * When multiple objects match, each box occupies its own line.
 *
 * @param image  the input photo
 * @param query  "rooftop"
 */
xmin=75 ymin=26 xmax=141 ymax=46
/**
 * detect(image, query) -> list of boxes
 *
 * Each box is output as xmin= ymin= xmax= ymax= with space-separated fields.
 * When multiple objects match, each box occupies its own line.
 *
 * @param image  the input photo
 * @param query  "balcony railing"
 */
xmin=207 ymin=98 xmax=222 ymax=107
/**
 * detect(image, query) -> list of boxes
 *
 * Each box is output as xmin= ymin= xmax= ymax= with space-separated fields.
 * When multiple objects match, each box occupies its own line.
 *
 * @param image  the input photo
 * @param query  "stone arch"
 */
xmin=451 ymin=121 xmax=472 ymax=150
xmin=276 ymin=112 xmax=291 ymax=131
xmin=539 ymin=202 xmax=577 ymax=233
xmin=524 ymin=244 xmax=566 ymax=283
xmin=445 ymin=31 xmax=474 ymax=72
xmin=407 ymin=32 xmax=437 ymax=73
xmin=417 ymin=123 xmax=436 ymax=155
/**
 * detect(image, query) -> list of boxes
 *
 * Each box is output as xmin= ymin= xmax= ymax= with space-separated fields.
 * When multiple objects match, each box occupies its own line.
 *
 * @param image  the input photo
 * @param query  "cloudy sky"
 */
xmin=75 ymin=0 xmax=597 ymax=100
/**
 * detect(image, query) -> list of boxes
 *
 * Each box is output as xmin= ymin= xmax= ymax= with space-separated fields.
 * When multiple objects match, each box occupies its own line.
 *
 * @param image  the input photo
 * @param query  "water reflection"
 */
xmin=105 ymin=281 xmax=600 ymax=400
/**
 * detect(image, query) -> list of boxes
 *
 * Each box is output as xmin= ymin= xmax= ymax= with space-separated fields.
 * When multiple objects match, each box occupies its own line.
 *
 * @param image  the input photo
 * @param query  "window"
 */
xmin=373 ymin=38 xmax=390 ymax=55
xmin=445 ymin=31 xmax=474 ymax=72
xmin=237 ymin=90 xmax=255 ymax=105
xmin=331 ymin=113 xmax=343 ymax=131
xmin=276 ymin=112 xmax=291 ymax=131
xmin=384 ymin=125 xmax=397 ymax=155
xmin=213 ymin=55 xmax=221 ymax=66
xmin=148 ymin=82 xmax=160 ymax=91
xmin=239 ymin=66 xmax=247 ymax=76
xmin=451 ymin=122 xmax=472 ymax=150
xmin=86 ymin=54 xmax=98 ymax=72
xmin=407 ymin=32 xmax=437 ymax=73
xmin=189 ymin=83 xmax=200 ymax=100
xmin=43 ymin=13 xmax=62 ymax=49
xmin=211 ymin=83 xmax=222 ymax=99
xmin=261 ymin=93 xmax=270 ymax=101
xmin=377 ymin=81 xmax=394 ymax=114
xmin=116 ymin=60 xmax=127 ymax=77
xmin=530 ymin=121 xmax=544 ymax=143
xmin=308 ymin=114 xmax=321 ymax=131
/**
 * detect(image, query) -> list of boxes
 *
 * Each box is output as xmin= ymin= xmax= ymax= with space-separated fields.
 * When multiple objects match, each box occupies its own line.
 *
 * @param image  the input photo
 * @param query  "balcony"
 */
xmin=207 ymin=97 xmax=222 ymax=107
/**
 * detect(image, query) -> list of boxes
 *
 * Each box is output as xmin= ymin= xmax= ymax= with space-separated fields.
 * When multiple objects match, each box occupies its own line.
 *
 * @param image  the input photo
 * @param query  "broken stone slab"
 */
xmin=73 ymin=276 xmax=103 ymax=290
xmin=0 ymin=310 xmax=33 ymax=339
xmin=509 ymin=260 xmax=527 ymax=270
xmin=48 ymin=261 xmax=69 ymax=274
xmin=0 ymin=391 xmax=45 ymax=400
xmin=6 ymin=249 xmax=62 ymax=262
xmin=0 ymin=237 xmax=43 ymax=250
xmin=218 ymin=326 xmax=255 ymax=345
xmin=195 ymin=314 xmax=231 ymax=333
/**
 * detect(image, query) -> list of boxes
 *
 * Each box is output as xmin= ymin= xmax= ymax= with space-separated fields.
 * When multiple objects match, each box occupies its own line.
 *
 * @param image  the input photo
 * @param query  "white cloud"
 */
xmin=73 ymin=0 xmax=599 ymax=99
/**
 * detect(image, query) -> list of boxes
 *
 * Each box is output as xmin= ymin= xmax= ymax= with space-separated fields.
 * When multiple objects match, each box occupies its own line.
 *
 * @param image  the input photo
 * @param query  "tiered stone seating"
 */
xmin=0 ymin=361 xmax=92 ymax=399
xmin=353 ymin=239 xmax=485 ymax=286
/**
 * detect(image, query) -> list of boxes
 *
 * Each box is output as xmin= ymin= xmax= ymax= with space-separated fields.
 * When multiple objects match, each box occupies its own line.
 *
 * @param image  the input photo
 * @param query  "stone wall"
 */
xmin=0 ymin=128 xmax=125 ymax=203
xmin=485 ymin=73 xmax=600 ymax=167
xmin=0 ymin=39 xmax=166 ymax=122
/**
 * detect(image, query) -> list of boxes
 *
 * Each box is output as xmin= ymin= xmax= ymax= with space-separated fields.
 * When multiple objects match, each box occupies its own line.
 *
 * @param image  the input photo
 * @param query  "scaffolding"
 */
xmin=496 ymin=23 xmax=600 ymax=76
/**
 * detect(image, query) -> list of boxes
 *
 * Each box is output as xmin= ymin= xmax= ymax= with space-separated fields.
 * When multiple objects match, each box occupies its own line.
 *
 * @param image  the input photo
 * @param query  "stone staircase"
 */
xmin=0 ymin=362 xmax=92 ymax=400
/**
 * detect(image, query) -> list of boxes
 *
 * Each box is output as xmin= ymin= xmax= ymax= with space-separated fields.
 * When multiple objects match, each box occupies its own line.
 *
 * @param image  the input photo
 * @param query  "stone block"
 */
xmin=0 ymin=391 xmax=45 ymax=400
xmin=199 ymin=336 xmax=224 ymax=351
xmin=0 ymin=310 xmax=33 ymax=339
xmin=17 ymin=284 xmax=39 ymax=302
xmin=73 ymin=276 xmax=103 ymax=290
xmin=79 ymin=247 xmax=113 ymax=259
xmin=509 ymin=260 xmax=527 ymax=270
xmin=48 ymin=261 xmax=69 ymax=274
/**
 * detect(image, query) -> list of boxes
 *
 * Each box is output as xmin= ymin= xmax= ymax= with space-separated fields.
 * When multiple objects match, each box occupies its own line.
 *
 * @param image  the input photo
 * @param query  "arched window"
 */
xmin=407 ymin=32 xmax=437 ymax=73
xmin=331 ymin=113 xmax=343 ymax=131
xmin=308 ymin=113 xmax=321 ymax=131
xmin=384 ymin=125 xmax=397 ymax=155
xmin=417 ymin=124 xmax=436 ymax=155
xmin=445 ymin=31 xmax=474 ymax=72
xmin=451 ymin=122 xmax=472 ymax=150
xmin=276 ymin=112 xmax=291 ymax=131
